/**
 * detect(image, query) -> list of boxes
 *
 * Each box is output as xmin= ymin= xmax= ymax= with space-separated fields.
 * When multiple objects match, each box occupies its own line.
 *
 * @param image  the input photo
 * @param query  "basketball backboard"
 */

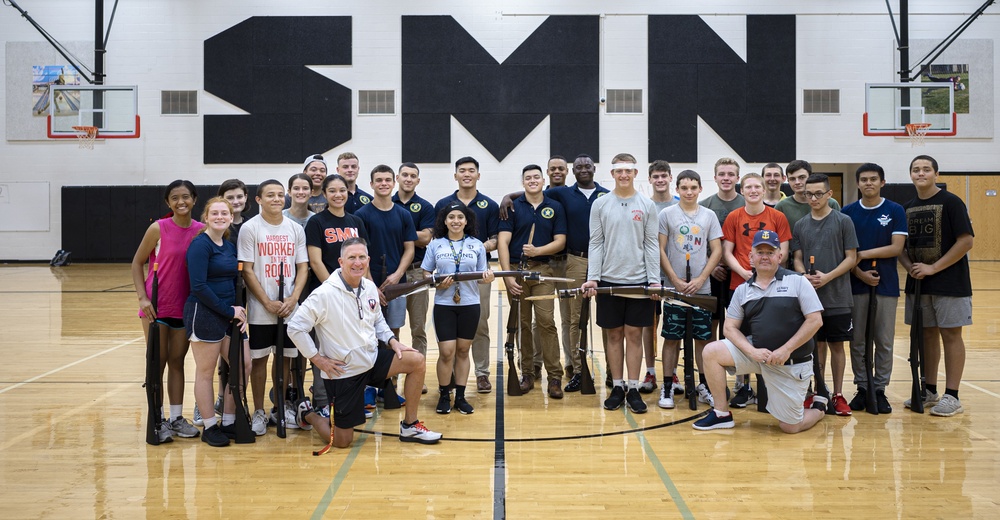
xmin=47 ymin=85 xmax=140 ymax=139
xmin=863 ymin=82 xmax=956 ymax=137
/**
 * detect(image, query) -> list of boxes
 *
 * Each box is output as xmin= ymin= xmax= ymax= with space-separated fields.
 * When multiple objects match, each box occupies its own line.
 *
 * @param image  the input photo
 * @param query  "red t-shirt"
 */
xmin=722 ymin=206 xmax=791 ymax=290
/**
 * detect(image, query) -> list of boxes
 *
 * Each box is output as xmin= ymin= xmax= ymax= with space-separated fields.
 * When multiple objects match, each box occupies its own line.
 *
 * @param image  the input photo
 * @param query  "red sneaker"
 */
xmin=832 ymin=393 xmax=852 ymax=416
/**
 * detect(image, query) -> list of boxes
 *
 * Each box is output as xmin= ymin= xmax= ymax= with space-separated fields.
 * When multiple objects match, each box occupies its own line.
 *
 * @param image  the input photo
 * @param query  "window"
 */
xmin=606 ymin=89 xmax=643 ymax=114
xmin=160 ymin=90 xmax=198 ymax=115
xmin=359 ymin=90 xmax=395 ymax=114
xmin=803 ymin=89 xmax=840 ymax=114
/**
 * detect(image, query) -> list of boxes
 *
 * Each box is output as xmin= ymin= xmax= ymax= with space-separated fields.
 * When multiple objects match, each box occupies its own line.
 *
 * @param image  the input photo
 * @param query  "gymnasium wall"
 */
xmin=1 ymin=1 xmax=998 ymax=260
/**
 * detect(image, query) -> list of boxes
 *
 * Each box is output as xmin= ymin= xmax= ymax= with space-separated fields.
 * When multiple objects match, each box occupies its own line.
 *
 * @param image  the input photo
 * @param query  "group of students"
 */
xmin=131 ymin=150 xmax=973 ymax=449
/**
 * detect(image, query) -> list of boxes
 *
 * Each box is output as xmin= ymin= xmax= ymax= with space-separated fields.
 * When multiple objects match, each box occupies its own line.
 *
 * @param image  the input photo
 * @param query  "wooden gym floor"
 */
xmin=1 ymin=263 xmax=999 ymax=519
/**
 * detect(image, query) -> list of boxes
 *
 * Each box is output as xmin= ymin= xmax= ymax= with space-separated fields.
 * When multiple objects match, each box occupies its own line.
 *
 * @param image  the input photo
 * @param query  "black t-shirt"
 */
xmin=904 ymin=189 xmax=974 ymax=296
xmin=304 ymin=210 xmax=369 ymax=292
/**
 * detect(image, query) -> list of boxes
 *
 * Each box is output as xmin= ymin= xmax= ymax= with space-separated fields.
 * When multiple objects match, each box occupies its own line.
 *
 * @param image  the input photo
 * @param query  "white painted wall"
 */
xmin=1 ymin=1 xmax=997 ymax=260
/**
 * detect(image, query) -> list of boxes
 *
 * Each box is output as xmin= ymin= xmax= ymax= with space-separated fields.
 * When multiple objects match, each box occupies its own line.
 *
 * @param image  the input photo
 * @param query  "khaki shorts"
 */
xmin=722 ymin=339 xmax=812 ymax=425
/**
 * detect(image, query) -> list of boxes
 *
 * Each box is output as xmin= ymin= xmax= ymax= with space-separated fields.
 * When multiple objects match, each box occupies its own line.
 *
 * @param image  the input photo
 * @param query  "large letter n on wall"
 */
xmin=203 ymin=17 xmax=352 ymax=164
xmin=649 ymin=15 xmax=796 ymax=163
xmin=402 ymin=16 xmax=599 ymax=163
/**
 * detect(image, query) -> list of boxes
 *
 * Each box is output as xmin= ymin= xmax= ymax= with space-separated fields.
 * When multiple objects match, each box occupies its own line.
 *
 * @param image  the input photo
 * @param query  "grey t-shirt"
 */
xmin=790 ymin=210 xmax=858 ymax=315
xmin=658 ymin=205 xmax=723 ymax=294
xmin=699 ymin=193 xmax=745 ymax=226
xmin=776 ymin=196 xmax=841 ymax=230
xmin=587 ymin=191 xmax=660 ymax=285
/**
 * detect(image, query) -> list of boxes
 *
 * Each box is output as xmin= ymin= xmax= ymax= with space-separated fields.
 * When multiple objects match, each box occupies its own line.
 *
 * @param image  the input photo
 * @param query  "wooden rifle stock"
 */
xmin=274 ymin=269 xmax=287 ymax=438
xmin=578 ymin=298 xmax=596 ymax=395
xmin=909 ymin=278 xmax=925 ymax=413
xmin=144 ymin=263 xmax=165 ymax=445
xmin=229 ymin=263 xmax=255 ymax=443
xmin=382 ymin=270 xmax=539 ymax=301
xmin=505 ymin=296 xmax=522 ymax=396
xmin=864 ymin=259 xmax=879 ymax=415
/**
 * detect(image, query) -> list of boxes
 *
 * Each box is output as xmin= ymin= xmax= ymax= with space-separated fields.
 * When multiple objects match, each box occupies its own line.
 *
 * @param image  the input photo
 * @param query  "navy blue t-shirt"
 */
xmin=842 ymin=198 xmax=908 ymax=297
xmin=355 ymin=203 xmax=418 ymax=285
xmin=544 ymin=183 xmax=609 ymax=254
xmin=499 ymin=196 xmax=567 ymax=263
xmin=393 ymin=192 xmax=436 ymax=264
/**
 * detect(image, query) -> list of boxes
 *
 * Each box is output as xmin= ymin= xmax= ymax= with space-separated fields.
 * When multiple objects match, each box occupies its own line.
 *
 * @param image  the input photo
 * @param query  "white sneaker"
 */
xmin=696 ymin=383 xmax=715 ymax=407
xmin=157 ymin=423 xmax=174 ymax=444
xmin=904 ymin=391 xmax=940 ymax=409
xmin=399 ymin=421 xmax=442 ymax=444
xmin=192 ymin=405 xmax=204 ymax=427
xmin=167 ymin=416 xmax=200 ymax=438
xmin=284 ymin=405 xmax=301 ymax=429
xmin=657 ymin=387 xmax=675 ymax=409
xmin=251 ymin=409 xmax=267 ymax=436
xmin=929 ymin=394 xmax=964 ymax=417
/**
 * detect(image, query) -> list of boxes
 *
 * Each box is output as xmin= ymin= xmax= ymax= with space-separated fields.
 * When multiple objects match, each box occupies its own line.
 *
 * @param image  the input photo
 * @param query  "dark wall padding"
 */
xmin=204 ymin=17 xmax=352 ymax=164
xmin=402 ymin=15 xmax=600 ymax=163
xmin=649 ymin=15 xmax=796 ymax=163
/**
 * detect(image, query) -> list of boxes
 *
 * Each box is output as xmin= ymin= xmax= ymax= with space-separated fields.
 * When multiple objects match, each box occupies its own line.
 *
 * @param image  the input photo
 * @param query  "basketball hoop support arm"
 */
xmin=886 ymin=0 xmax=997 ymax=81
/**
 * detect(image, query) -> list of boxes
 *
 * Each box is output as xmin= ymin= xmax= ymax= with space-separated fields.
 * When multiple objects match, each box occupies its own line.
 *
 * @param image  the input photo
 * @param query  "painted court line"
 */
xmin=0 ymin=336 xmax=141 ymax=395
xmin=311 ymin=410 xmax=379 ymax=519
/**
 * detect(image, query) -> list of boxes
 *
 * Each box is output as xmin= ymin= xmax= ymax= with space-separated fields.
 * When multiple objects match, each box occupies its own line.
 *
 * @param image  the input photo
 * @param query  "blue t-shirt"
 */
xmin=544 ymin=183 xmax=609 ymax=253
xmin=186 ymin=233 xmax=238 ymax=318
xmin=355 ymin=203 xmax=418 ymax=285
xmin=393 ymin=192 xmax=436 ymax=263
xmin=421 ymin=236 xmax=488 ymax=306
xmin=434 ymin=191 xmax=500 ymax=252
xmin=842 ymin=198 xmax=908 ymax=297
xmin=499 ymin=195 xmax=567 ymax=263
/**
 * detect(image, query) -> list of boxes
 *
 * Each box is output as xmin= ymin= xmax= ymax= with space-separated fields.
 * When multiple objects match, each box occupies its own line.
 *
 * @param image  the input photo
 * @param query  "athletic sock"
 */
xmin=169 ymin=404 xmax=183 ymax=420
xmin=439 ymin=385 xmax=450 ymax=395
xmin=628 ymin=379 xmax=640 ymax=390
xmin=713 ymin=409 xmax=731 ymax=417
xmin=926 ymin=384 xmax=938 ymax=395
xmin=202 ymin=416 xmax=219 ymax=429
xmin=455 ymin=385 xmax=466 ymax=399
xmin=646 ymin=367 xmax=656 ymax=376
xmin=945 ymin=388 xmax=959 ymax=399
xmin=222 ymin=413 xmax=235 ymax=426
xmin=613 ymin=379 xmax=624 ymax=388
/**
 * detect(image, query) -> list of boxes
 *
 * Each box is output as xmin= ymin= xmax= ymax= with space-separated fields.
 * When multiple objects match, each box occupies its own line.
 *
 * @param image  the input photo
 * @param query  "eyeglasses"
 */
xmin=804 ymin=190 xmax=830 ymax=200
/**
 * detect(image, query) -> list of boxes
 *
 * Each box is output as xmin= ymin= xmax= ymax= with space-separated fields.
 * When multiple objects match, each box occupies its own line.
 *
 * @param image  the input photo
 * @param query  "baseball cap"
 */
xmin=751 ymin=229 xmax=780 ymax=249
xmin=303 ymin=154 xmax=328 ymax=171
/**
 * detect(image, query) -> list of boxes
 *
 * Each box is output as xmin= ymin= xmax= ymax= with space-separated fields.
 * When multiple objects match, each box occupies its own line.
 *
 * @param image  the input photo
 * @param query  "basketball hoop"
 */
xmin=905 ymin=122 xmax=933 ymax=147
xmin=71 ymin=125 xmax=99 ymax=149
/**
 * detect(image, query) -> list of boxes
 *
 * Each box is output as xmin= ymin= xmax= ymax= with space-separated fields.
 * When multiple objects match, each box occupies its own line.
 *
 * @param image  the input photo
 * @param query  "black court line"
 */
xmin=493 ymin=291 xmax=507 ymax=520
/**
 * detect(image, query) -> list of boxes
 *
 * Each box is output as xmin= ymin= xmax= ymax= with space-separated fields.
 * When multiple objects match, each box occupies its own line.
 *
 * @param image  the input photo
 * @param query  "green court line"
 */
xmin=311 ymin=409 xmax=379 ymax=519
xmin=593 ymin=353 xmax=695 ymax=519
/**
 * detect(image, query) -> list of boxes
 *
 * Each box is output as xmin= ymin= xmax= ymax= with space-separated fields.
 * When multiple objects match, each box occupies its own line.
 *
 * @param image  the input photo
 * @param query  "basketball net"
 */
xmin=905 ymin=122 xmax=932 ymax=147
xmin=72 ymin=125 xmax=98 ymax=149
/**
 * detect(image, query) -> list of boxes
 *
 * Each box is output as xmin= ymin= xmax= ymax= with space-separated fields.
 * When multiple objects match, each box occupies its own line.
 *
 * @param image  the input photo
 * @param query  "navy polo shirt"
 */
xmin=499 ymin=195 xmax=567 ymax=263
xmin=434 ymin=191 xmax=500 ymax=255
xmin=345 ymin=188 xmax=373 ymax=214
xmin=393 ymin=192 xmax=436 ymax=263
xmin=544 ymin=182 xmax=610 ymax=254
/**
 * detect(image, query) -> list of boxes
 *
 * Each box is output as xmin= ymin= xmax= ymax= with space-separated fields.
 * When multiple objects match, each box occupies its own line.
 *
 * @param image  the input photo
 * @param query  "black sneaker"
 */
xmin=219 ymin=423 xmax=238 ymax=439
xmin=848 ymin=388 xmax=867 ymax=411
xmin=626 ymin=388 xmax=647 ymax=414
xmin=729 ymin=384 xmax=756 ymax=408
xmin=692 ymin=409 xmax=734 ymax=430
xmin=563 ymin=373 xmax=582 ymax=392
xmin=604 ymin=386 xmax=626 ymax=410
xmin=202 ymin=424 xmax=230 ymax=447
xmin=436 ymin=393 xmax=452 ymax=414
xmin=876 ymin=389 xmax=892 ymax=414
xmin=454 ymin=397 xmax=474 ymax=415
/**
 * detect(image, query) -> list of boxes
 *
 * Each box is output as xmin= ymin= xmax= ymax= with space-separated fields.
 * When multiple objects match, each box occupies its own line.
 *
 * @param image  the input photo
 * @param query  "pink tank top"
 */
xmin=140 ymin=217 xmax=205 ymax=319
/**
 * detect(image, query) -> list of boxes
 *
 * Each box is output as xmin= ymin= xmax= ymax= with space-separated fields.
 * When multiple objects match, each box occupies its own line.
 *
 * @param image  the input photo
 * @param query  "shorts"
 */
xmin=184 ymin=301 xmax=230 ymax=343
xmin=383 ymin=297 xmax=407 ymax=329
xmin=433 ymin=304 xmax=480 ymax=342
xmin=660 ymin=303 xmax=713 ymax=341
xmin=814 ymin=313 xmax=853 ymax=343
xmin=595 ymin=281 xmax=655 ymax=329
xmin=721 ymin=339 xmax=812 ymax=425
xmin=904 ymin=294 xmax=973 ymax=329
xmin=248 ymin=324 xmax=299 ymax=360
xmin=322 ymin=348 xmax=395 ymax=430
xmin=156 ymin=317 xmax=184 ymax=329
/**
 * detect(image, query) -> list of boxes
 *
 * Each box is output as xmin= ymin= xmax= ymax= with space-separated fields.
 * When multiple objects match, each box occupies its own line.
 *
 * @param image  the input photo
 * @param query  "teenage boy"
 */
xmin=641 ymin=160 xmax=678 ymax=395
xmin=761 ymin=163 xmax=786 ymax=207
xmin=776 ymin=160 xmax=840 ymax=232
xmin=434 ymin=157 xmax=500 ymax=393
xmin=699 ymin=158 xmax=745 ymax=340
xmin=721 ymin=173 xmax=792 ymax=407
xmin=582 ymin=153 xmax=660 ymax=414
xmin=899 ymin=155 xmax=974 ymax=417
xmin=238 ymin=179 xmax=309 ymax=435
xmin=842 ymin=163 xmax=906 ymax=413
xmin=498 ymin=164 xmax=568 ymax=398
xmin=336 ymin=152 xmax=373 ymax=214
xmin=791 ymin=173 xmax=858 ymax=416
xmin=657 ymin=170 xmax=723 ymax=408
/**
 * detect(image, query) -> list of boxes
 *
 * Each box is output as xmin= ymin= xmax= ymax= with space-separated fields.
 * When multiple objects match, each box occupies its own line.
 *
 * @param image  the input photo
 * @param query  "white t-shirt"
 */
xmin=237 ymin=214 xmax=308 ymax=324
